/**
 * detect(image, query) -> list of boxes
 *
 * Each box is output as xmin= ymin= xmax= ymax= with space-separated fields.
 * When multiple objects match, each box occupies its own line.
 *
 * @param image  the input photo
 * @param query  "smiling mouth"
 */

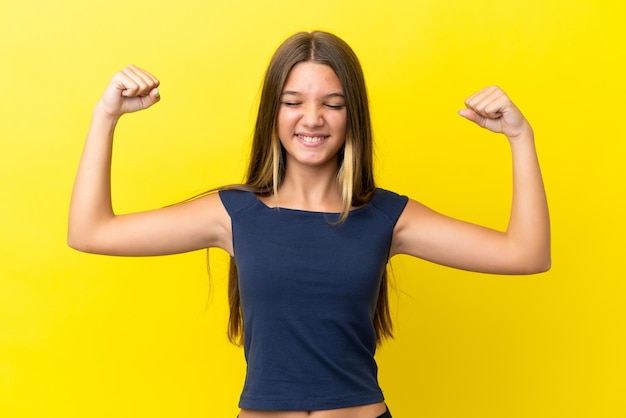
xmin=296 ymin=134 xmax=329 ymax=143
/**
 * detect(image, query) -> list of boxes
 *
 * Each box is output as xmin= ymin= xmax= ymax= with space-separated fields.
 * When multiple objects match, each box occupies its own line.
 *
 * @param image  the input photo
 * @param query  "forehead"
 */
xmin=282 ymin=62 xmax=343 ymax=94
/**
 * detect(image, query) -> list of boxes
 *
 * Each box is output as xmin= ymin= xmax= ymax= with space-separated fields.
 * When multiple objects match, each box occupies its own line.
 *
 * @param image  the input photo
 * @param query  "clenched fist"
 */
xmin=97 ymin=65 xmax=161 ymax=118
xmin=459 ymin=86 xmax=532 ymax=140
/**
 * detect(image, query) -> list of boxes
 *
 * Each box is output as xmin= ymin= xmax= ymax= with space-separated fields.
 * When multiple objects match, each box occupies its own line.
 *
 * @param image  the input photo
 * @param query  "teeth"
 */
xmin=298 ymin=135 xmax=325 ymax=143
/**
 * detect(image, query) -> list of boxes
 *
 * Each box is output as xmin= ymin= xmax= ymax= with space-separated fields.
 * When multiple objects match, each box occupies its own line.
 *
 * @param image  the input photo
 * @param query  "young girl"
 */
xmin=68 ymin=31 xmax=550 ymax=418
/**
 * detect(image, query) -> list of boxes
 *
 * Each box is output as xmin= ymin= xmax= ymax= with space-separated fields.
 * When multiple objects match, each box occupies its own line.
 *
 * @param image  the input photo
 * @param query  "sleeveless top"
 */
xmin=219 ymin=188 xmax=409 ymax=411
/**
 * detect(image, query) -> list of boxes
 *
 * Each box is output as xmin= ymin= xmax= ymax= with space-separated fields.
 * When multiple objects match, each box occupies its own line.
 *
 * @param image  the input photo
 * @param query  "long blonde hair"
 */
xmin=228 ymin=31 xmax=392 ymax=346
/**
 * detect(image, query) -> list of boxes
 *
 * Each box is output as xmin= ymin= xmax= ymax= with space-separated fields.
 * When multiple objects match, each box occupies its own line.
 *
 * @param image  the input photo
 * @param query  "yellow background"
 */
xmin=1 ymin=0 xmax=625 ymax=417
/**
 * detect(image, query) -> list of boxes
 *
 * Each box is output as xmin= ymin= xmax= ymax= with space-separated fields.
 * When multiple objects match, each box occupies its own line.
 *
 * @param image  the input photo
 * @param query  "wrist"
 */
xmin=506 ymin=122 xmax=534 ymax=143
xmin=93 ymin=100 xmax=123 ymax=123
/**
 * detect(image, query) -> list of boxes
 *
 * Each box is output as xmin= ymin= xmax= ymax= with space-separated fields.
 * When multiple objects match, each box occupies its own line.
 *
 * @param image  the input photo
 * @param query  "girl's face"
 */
xmin=277 ymin=62 xmax=347 ymax=171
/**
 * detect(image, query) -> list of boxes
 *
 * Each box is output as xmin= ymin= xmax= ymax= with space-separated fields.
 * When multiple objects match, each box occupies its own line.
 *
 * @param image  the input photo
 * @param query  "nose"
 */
xmin=301 ymin=104 xmax=323 ymax=127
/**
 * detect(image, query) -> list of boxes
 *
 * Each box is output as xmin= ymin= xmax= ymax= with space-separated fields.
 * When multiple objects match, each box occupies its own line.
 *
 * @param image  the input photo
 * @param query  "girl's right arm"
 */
xmin=68 ymin=66 xmax=232 ymax=256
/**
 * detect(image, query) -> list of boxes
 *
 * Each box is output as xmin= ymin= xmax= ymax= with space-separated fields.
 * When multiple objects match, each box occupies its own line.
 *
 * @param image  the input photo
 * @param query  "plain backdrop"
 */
xmin=1 ymin=0 xmax=625 ymax=417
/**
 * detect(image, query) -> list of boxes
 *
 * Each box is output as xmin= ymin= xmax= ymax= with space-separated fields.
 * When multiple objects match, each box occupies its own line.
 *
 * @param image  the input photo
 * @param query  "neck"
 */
xmin=271 ymin=161 xmax=343 ymax=212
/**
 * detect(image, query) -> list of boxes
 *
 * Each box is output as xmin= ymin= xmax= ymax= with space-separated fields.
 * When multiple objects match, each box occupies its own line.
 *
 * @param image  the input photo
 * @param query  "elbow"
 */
xmin=68 ymin=215 xmax=121 ymax=255
xmin=531 ymin=244 xmax=552 ymax=274
xmin=504 ymin=237 xmax=551 ymax=275
xmin=515 ymin=251 xmax=551 ymax=275
xmin=67 ymin=214 xmax=111 ymax=254
xmin=67 ymin=214 xmax=88 ymax=252
xmin=67 ymin=230 xmax=87 ymax=252
xmin=540 ymin=254 xmax=552 ymax=273
xmin=529 ymin=258 xmax=551 ymax=274
xmin=540 ymin=256 xmax=552 ymax=273
xmin=67 ymin=226 xmax=97 ymax=254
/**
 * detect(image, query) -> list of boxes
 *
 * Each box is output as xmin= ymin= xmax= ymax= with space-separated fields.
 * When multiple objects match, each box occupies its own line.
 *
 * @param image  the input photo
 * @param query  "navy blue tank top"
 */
xmin=219 ymin=188 xmax=408 ymax=411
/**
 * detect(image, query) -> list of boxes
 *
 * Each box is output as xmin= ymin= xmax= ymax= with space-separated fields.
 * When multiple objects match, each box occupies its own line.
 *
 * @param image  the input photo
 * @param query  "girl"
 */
xmin=68 ymin=31 xmax=550 ymax=418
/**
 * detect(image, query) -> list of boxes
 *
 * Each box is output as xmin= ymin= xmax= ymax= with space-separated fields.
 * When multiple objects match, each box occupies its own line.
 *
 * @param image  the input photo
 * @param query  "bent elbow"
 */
xmin=517 ymin=252 xmax=551 ymax=275
xmin=67 ymin=227 xmax=98 ymax=254
xmin=67 ymin=231 xmax=88 ymax=253
xmin=532 ymin=246 xmax=552 ymax=273
xmin=537 ymin=256 xmax=552 ymax=273
xmin=537 ymin=258 xmax=552 ymax=273
xmin=528 ymin=260 xmax=551 ymax=274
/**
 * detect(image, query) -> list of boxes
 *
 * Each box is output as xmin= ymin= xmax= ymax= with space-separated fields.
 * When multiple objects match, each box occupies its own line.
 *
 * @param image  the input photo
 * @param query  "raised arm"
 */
xmin=391 ymin=86 xmax=550 ymax=274
xmin=68 ymin=66 xmax=232 ymax=256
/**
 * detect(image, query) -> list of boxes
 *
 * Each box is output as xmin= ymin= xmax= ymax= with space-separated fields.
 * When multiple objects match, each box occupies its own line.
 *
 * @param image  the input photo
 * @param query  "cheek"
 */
xmin=333 ymin=113 xmax=348 ymax=135
xmin=276 ymin=115 xmax=288 ymax=139
xmin=277 ymin=110 xmax=297 ymax=133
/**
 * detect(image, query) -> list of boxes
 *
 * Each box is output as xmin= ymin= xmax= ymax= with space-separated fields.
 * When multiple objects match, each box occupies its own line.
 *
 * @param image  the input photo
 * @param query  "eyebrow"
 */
xmin=281 ymin=91 xmax=345 ymax=98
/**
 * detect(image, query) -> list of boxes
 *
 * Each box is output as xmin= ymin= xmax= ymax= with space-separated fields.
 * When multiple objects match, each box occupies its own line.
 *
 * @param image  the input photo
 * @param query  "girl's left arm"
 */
xmin=391 ymin=86 xmax=550 ymax=274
